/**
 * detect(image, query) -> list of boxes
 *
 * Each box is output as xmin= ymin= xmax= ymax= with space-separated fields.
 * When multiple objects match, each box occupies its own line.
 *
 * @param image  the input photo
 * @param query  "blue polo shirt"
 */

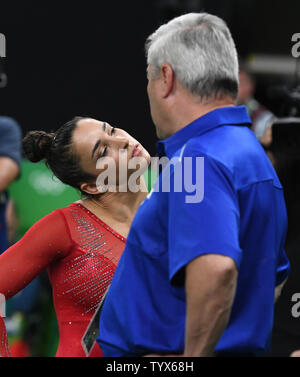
xmin=97 ymin=106 xmax=290 ymax=356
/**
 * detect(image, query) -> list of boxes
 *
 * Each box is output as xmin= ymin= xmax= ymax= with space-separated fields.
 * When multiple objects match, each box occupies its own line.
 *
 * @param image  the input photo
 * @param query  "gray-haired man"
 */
xmin=97 ymin=13 xmax=289 ymax=357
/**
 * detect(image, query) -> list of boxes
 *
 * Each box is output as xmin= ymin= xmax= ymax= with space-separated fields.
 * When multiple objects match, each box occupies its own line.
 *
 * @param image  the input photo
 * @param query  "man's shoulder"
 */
xmin=183 ymin=125 xmax=257 ymax=164
xmin=0 ymin=116 xmax=22 ymax=165
xmin=182 ymin=126 xmax=278 ymax=189
xmin=0 ymin=116 xmax=21 ymax=134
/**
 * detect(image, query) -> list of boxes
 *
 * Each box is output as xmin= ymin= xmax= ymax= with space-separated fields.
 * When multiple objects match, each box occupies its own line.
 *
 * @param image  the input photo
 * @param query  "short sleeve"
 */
xmin=0 ymin=117 xmax=22 ymax=166
xmin=276 ymin=247 xmax=291 ymax=285
xmin=168 ymin=147 xmax=242 ymax=285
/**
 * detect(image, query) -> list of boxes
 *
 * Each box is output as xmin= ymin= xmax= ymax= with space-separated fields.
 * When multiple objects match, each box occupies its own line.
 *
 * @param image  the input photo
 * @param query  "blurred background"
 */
xmin=0 ymin=0 xmax=300 ymax=356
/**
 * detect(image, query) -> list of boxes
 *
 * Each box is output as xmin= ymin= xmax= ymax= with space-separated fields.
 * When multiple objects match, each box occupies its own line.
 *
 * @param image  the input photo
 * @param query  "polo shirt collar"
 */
xmin=156 ymin=105 xmax=251 ymax=158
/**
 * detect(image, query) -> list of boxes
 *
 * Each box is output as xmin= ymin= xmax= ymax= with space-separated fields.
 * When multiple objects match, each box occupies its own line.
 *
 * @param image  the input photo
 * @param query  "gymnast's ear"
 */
xmin=80 ymin=182 xmax=102 ymax=196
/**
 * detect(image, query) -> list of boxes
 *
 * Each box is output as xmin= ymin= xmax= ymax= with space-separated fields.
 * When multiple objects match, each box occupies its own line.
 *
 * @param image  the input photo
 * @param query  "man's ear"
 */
xmin=80 ymin=182 xmax=101 ymax=196
xmin=161 ymin=63 xmax=175 ymax=98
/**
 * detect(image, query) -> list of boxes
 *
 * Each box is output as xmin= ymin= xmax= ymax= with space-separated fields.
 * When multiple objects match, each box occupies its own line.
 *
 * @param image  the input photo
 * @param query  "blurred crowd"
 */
xmin=237 ymin=61 xmax=300 ymax=357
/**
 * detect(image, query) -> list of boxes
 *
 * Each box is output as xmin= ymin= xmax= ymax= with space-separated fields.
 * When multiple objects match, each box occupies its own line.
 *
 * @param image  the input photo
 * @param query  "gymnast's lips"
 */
xmin=131 ymin=144 xmax=142 ymax=158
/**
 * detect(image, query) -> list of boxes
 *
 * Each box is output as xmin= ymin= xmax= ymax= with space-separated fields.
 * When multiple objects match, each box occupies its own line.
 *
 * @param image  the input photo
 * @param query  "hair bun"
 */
xmin=22 ymin=131 xmax=55 ymax=162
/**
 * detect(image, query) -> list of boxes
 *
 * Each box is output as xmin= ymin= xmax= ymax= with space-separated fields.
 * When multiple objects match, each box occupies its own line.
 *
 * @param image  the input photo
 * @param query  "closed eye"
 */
xmin=98 ymin=127 xmax=116 ymax=158
xmin=100 ymin=146 xmax=107 ymax=158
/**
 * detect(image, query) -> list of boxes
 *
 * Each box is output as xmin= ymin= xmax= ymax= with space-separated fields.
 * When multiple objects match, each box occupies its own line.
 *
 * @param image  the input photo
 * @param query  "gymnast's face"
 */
xmin=72 ymin=118 xmax=150 ymax=195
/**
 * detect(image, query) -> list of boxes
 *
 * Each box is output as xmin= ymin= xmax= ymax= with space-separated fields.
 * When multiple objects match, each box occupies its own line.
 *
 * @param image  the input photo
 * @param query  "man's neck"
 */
xmin=161 ymin=96 xmax=236 ymax=139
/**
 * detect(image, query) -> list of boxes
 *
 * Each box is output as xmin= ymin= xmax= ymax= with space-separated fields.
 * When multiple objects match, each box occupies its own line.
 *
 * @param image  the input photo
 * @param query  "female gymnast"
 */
xmin=0 ymin=116 xmax=150 ymax=356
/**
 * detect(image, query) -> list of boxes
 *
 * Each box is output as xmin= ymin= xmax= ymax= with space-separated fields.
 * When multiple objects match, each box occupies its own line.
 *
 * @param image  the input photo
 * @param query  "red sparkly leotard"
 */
xmin=0 ymin=202 xmax=126 ymax=357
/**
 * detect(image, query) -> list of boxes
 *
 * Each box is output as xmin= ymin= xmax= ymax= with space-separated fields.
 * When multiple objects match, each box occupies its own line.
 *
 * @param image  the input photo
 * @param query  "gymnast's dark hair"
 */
xmin=22 ymin=116 xmax=96 ymax=195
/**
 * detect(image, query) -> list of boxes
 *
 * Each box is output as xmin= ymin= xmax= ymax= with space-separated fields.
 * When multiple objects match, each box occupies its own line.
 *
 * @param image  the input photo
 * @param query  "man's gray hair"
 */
xmin=146 ymin=13 xmax=239 ymax=100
